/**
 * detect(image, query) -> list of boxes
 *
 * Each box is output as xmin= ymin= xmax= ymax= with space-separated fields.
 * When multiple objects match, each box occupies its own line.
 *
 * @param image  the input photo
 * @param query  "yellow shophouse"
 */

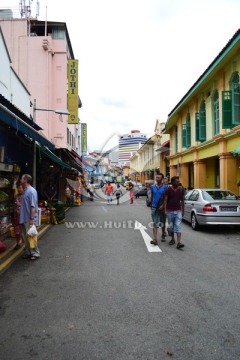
xmin=165 ymin=29 xmax=240 ymax=194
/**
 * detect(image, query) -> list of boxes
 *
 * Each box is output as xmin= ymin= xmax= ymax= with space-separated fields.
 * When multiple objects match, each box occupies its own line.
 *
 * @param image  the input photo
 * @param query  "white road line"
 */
xmin=134 ymin=221 xmax=162 ymax=253
xmin=101 ymin=206 xmax=107 ymax=212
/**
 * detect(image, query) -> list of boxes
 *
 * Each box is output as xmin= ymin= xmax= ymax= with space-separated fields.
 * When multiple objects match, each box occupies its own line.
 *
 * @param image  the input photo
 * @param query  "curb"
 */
xmin=0 ymin=224 xmax=52 ymax=274
xmin=0 ymin=207 xmax=71 ymax=275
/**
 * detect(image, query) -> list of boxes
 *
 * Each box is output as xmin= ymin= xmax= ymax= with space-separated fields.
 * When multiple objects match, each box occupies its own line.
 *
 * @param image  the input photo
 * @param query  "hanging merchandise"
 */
xmin=66 ymin=177 xmax=81 ymax=206
xmin=0 ymin=161 xmax=21 ymax=238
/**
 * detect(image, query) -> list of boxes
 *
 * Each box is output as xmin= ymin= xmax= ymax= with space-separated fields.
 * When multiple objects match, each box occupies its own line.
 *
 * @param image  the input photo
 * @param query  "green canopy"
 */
xmin=37 ymin=144 xmax=75 ymax=170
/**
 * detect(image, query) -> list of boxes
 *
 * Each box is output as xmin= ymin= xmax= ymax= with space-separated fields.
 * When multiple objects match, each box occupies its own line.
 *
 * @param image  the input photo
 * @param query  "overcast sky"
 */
xmin=1 ymin=0 xmax=240 ymax=153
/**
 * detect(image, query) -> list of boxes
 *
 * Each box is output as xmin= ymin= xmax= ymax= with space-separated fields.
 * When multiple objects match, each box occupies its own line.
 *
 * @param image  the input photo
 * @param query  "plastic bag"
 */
xmin=27 ymin=224 xmax=38 ymax=236
xmin=28 ymin=235 xmax=37 ymax=249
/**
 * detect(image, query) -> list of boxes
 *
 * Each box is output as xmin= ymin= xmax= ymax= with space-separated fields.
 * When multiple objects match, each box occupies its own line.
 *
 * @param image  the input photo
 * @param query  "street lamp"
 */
xmin=34 ymin=107 xmax=70 ymax=117
xmin=32 ymin=99 xmax=70 ymax=188
xmin=33 ymin=99 xmax=70 ymax=121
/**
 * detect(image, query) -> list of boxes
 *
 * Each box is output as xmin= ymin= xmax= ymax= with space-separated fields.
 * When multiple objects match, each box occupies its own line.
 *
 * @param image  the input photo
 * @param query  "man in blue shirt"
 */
xmin=150 ymin=173 xmax=167 ymax=245
xmin=20 ymin=174 xmax=40 ymax=260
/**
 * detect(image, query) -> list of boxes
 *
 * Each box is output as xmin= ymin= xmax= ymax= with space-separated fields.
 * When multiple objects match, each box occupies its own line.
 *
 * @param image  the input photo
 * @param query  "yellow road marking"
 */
xmin=0 ymin=243 xmax=16 ymax=260
xmin=0 ymin=246 xmax=24 ymax=271
xmin=0 ymin=224 xmax=51 ymax=272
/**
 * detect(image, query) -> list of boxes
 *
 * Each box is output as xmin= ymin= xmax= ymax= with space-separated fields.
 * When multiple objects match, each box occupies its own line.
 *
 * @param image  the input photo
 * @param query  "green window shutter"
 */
xmin=195 ymin=112 xmax=200 ymax=141
xmin=199 ymin=110 xmax=206 ymax=141
xmin=222 ymin=91 xmax=232 ymax=128
xmin=175 ymin=126 xmax=178 ymax=153
xmin=232 ymin=83 xmax=240 ymax=125
xmin=186 ymin=115 xmax=191 ymax=147
xmin=182 ymin=124 xmax=187 ymax=148
xmin=213 ymin=91 xmax=219 ymax=135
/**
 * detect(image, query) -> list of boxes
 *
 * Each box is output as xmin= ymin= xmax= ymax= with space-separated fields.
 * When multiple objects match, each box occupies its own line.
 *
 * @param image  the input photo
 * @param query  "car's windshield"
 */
xmin=202 ymin=190 xmax=238 ymax=201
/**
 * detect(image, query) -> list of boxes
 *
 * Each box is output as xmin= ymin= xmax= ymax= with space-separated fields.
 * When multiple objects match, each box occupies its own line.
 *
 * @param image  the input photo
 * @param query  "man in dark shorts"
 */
xmin=164 ymin=176 xmax=185 ymax=250
xmin=150 ymin=173 xmax=167 ymax=245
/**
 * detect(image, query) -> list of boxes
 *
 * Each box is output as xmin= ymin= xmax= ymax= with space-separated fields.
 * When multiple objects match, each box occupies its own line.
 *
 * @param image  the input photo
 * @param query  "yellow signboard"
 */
xmin=68 ymin=59 xmax=78 ymax=124
xmin=81 ymin=123 xmax=87 ymax=154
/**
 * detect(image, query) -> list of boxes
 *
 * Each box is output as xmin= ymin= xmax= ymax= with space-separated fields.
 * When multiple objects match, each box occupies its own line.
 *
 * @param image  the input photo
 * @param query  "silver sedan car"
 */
xmin=183 ymin=189 xmax=240 ymax=230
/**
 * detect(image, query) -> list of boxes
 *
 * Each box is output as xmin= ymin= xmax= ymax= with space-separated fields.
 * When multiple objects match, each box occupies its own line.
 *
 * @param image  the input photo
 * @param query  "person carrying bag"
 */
xmin=150 ymin=173 xmax=167 ymax=245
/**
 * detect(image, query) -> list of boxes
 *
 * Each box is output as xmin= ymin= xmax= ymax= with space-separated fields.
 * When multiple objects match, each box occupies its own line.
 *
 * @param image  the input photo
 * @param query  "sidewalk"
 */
xmin=0 ymin=203 xmax=75 ymax=274
xmin=0 ymin=205 xmax=72 ymax=274
xmin=0 ymin=223 xmax=52 ymax=274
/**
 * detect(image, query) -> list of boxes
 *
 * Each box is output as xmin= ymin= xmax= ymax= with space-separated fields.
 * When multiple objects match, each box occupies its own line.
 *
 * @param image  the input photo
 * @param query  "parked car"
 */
xmin=135 ymin=186 xmax=148 ymax=197
xmin=183 ymin=188 xmax=240 ymax=230
xmin=144 ymin=179 xmax=154 ymax=187
xmin=124 ymin=181 xmax=143 ymax=190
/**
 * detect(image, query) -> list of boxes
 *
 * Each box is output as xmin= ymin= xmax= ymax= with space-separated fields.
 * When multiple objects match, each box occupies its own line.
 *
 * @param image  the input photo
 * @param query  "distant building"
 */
xmin=118 ymin=130 xmax=147 ymax=165
xmin=109 ymin=150 xmax=119 ymax=164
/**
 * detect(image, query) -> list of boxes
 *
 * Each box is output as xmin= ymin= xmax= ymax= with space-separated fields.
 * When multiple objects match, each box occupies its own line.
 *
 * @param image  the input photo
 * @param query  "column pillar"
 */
xmin=169 ymin=165 xmax=177 ymax=179
xmin=180 ymin=163 xmax=189 ymax=189
xmin=193 ymin=160 xmax=206 ymax=188
xmin=219 ymin=152 xmax=237 ymax=193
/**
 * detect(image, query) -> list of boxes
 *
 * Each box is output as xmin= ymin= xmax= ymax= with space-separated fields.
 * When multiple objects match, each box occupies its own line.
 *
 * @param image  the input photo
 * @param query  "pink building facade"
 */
xmin=0 ymin=17 xmax=80 ymax=151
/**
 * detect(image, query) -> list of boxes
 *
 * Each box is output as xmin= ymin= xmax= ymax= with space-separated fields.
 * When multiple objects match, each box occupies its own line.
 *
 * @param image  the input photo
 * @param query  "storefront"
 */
xmin=0 ymin=96 xmax=56 ymax=237
xmin=36 ymin=144 xmax=77 ymax=202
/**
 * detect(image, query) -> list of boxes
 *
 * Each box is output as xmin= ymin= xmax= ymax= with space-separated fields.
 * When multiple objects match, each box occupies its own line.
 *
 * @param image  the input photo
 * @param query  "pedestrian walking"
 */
xmin=128 ymin=182 xmax=134 ymax=204
xmin=163 ymin=177 xmax=169 ymax=185
xmin=164 ymin=176 xmax=185 ymax=250
xmin=162 ymin=177 xmax=169 ymax=236
xmin=87 ymin=182 xmax=94 ymax=201
xmin=150 ymin=173 xmax=167 ymax=245
xmin=135 ymin=187 xmax=140 ymax=199
xmin=20 ymin=174 xmax=40 ymax=261
xmin=13 ymin=183 xmax=24 ymax=250
xmin=114 ymin=183 xmax=122 ymax=205
xmin=89 ymin=183 xmax=94 ymax=201
xmin=105 ymin=181 xmax=113 ymax=204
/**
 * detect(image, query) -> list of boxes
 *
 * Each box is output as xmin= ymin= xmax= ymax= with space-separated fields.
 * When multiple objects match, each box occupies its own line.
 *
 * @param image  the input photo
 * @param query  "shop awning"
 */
xmin=61 ymin=149 xmax=83 ymax=174
xmin=81 ymin=155 xmax=95 ymax=172
xmin=232 ymin=145 xmax=240 ymax=156
xmin=92 ymin=173 xmax=103 ymax=176
xmin=81 ymin=162 xmax=95 ymax=172
xmin=0 ymin=103 xmax=55 ymax=151
xmin=37 ymin=144 xmax=76 ymax=170
xmin=71 ymin=151 xmax=95 ymax=172
xmin=156 ymin=140 xmax=170 ymax=153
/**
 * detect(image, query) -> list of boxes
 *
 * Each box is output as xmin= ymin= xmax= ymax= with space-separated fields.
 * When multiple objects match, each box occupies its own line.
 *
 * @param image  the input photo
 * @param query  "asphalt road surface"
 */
xmin=1 ymin=193 xmax=240 ymax=360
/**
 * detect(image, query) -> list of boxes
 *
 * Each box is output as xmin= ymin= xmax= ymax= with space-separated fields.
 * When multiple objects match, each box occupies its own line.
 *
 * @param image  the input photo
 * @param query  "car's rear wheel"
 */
xmin=191 ymin=213 xmax=200 ymax=231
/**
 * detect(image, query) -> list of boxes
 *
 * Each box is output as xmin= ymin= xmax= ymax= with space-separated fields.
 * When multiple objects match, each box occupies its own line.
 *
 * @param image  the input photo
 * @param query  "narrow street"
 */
xmin=0 ymin=195 xmax=240 ymax=360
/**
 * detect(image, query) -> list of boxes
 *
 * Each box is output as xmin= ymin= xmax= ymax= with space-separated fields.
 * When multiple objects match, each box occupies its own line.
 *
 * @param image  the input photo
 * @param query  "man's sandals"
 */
xmin=30 ymin=256 xmax=39 ymax=261
xmin=22 ymin=254 xmax=31 ymax=259
xmin=150 ymin=239 xmax=158 ymax=245
xmin=22 ymin=254 xmax=39 ymax=260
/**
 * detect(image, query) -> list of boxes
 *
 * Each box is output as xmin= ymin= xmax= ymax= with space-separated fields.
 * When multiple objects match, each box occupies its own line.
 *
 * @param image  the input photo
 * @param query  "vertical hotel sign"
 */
xmin=81 ymin=123 xmax=87 ymax=154
xmin=68 ymin=59 xmax=78 ymax=124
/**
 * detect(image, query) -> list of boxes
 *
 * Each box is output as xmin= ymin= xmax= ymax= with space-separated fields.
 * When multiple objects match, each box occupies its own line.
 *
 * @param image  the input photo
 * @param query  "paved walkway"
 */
xmin=0 ymin=223 xmax=51 ymax=274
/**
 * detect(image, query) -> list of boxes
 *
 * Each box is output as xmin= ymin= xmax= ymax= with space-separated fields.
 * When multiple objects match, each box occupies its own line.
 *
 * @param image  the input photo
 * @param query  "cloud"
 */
xmin=99 ymin=97 xmax=127 ymax=108
xmin=5 ymin=0 xmax=240 ymax=152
